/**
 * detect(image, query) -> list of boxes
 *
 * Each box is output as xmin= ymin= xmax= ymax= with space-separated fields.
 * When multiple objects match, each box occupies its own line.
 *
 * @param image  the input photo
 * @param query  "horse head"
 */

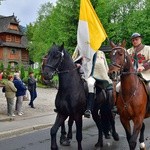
xmin=42 ymin=43 xmax=65 ymax=80
xmin=108 ymin=40 xmax=128 ymax=81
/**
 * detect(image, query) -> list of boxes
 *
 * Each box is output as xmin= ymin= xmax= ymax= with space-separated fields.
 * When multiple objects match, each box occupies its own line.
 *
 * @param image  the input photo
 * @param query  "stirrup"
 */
xmin=84 ymin=110 xmax=91 ymax=118
xmin=111 ymin=106 xmax=118 ymax=114
xmin=54 ymin=108 xmax=58 ymax=113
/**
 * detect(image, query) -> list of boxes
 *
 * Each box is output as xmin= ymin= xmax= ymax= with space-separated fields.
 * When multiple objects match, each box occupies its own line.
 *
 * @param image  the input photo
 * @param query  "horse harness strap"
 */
xmin=111 ymin=47 xmax=128 ymax=73
xmin=120 ymin=77 xmax=139 ymax=111
xmin=45 ymin=51 xmax=64 ymax=73
xmin=57 ymin=67 xmax=78 ymax=74
xmin=45 ymin=50 xmax=78 ymax=74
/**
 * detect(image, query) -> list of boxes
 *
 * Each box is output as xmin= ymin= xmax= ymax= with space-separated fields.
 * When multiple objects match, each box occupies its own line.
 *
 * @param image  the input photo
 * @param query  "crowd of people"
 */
xmin=2 ymin=71 xmax=37 ymax=117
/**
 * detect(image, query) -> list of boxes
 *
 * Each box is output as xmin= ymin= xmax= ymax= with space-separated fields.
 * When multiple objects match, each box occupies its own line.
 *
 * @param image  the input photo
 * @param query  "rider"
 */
xmin=73 ymin=49 xmax=113 ymax=118
xmin=128 ymin=33 xmax=150 ymax=104
xmin=116 ymin=33 xmax=150 ymax=92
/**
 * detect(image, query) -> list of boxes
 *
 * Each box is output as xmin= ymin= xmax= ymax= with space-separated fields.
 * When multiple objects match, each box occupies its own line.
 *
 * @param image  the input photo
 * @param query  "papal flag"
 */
xmin=76 ymin=0 xmax=107 ymax=79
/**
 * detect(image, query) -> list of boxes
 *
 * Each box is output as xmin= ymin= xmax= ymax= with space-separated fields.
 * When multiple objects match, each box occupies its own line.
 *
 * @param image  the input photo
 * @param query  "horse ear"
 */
xmin=109 ymin=40 xmax=116 ymax=48
xmin=60 ymin=42 xmax=64 ymax=51
xmin=52 ymin=42 xmax=56 ymax=45
xmin=121 ymin=39 xmax=126 ymax=48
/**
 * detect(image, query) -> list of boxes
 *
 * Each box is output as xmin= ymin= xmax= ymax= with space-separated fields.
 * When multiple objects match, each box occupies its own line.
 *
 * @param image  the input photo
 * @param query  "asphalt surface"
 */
xmin=0 ymin=87 xmax=95 ymax=140
xmin=0 ymin=87 xmax=150 ymax=149
xmin=0 ymin=87 xmax=57 ymax=139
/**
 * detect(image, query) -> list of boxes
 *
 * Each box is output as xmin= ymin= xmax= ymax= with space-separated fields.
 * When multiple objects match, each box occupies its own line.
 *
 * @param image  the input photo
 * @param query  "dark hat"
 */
xmin=29 ymin=71 xmax=34 ymax=75
xmin=131 ymin=33 xmax=142 ymax=39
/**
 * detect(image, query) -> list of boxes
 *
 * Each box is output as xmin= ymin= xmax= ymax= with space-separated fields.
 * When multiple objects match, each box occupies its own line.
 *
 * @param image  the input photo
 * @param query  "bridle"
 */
xmin=44 ymin=51 xmax=64 ymax=74
xmin=110 ymin=46 xmax=139 ymax=110
xmin=110 ymin=47 xmax=127 ymax=71
xmin=110 ymin=47 xmax=138 ymax=75
xmin=44 ymin=51 xmax=77 ymax=74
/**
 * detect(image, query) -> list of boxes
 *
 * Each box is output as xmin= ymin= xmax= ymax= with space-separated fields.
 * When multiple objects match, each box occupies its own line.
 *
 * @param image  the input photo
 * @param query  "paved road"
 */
xmin=0 ymin=116 xmax=150 ymax=150
xmin=0 ymin=87 xmax=150 ymax=149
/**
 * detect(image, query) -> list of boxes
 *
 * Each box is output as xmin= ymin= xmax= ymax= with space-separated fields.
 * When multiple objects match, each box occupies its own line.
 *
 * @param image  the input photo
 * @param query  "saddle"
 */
xmin=139 ymin=76 xmax=150 ymax=113
xmin=138 ymin=76 xmax=148 ymax=93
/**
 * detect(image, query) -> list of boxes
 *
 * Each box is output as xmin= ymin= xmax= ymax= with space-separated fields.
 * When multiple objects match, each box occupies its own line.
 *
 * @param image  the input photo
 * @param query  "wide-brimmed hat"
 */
xmin=131 ymin=33 xmax=142 ymax=39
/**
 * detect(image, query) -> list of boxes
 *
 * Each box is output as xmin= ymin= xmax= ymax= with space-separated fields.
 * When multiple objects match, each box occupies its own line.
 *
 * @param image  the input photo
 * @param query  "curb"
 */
xmin=0 ymin=118 xmax=96 ymax=140
xmin=0 ymin=123 xmax=53 ymax=140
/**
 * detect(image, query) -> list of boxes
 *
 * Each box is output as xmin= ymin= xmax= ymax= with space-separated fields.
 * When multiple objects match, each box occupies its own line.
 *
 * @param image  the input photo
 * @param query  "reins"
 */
xmin=120 ymin=76 xmax=139 ymax=111
xmin=111 ymin=46 xmax=140 ymax=111
xmin=44 ymin=51 xmax=78 ymax=74
xmin=111 ymin=47 xmax=138 ymax=75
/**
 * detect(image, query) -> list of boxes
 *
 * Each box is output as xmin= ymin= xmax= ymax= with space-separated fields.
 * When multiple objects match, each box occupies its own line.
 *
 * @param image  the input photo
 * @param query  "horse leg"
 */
xmin=129 ymin=120 xmax=143 ymax=150
xmin=120 ymin=118 xmax=132 ymax=148
xmin=51 ymin=113 xmax=67 ymax=150
xmin=60 ymin=119 xmax=70 ymax=146
xmin=67 ymin=115 xmax=74 ymax=140
xmin=107 ymin=109 xmax=119 ymax=141
xmin=74 ymin=114 xmax=83 ymax=150
xmin=106 ymin=88 xmax=119 ymax=141
xmin=139 ymin=123 xmax=146 ymax=150
xmin=92 ymin=108 xmax=103 ymax=148
xmin=60 ymin=115 xmax=74 ymax=146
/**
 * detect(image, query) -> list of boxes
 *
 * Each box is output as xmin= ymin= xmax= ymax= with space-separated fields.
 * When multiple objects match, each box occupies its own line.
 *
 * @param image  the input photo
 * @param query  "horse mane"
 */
xmin=123 ymin=50 xmax=135 ymax=72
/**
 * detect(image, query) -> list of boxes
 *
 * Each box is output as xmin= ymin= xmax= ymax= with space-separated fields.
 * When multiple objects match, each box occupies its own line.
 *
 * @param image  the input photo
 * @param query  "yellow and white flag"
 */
xmin=76 ymin=0 xmax=107 ymax=79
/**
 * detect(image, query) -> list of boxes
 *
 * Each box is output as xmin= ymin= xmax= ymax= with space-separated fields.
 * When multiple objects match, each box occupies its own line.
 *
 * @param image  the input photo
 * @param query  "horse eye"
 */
xmin=119 ymin=53 xmax=123 ymax=56
xmin=54 ymin=53 xmax=60 ymax=58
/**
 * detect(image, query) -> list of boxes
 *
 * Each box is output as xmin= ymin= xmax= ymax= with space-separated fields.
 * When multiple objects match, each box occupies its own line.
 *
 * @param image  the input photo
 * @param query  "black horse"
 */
xmin=42 ymin=43 xmax=119 ymax=150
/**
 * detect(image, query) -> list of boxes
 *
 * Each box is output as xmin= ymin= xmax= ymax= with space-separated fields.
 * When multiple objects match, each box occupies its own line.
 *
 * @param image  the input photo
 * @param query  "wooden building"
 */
xmin=0 ymin=15 xmax=29 ymax=70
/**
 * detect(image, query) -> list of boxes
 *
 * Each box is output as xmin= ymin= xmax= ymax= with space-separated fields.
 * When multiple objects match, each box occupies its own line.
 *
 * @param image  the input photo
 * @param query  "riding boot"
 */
xmin=146 ymin=82 xmax=150 ymax=113
xmin=106 ymin=86 xmax=118 ymax=114
xmin=84 ymin=93 xmax=95 ymax=118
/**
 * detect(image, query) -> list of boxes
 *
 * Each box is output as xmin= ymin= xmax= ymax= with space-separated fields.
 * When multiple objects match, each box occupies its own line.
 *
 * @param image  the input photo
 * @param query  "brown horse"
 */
xmin=108 ymin=40 xmax=150 ymax=150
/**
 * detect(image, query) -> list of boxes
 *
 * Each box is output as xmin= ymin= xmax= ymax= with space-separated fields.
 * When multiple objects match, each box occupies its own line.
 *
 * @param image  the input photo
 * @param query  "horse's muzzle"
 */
xmin=108 ymin=70 xmax=120 ymax=81
xmin=42 ymin=71 xmax=54 ymax=81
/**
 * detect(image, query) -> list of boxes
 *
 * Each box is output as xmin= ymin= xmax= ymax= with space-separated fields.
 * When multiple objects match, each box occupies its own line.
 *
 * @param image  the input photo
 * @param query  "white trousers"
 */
xmin=86 ymin=76 xmax=96 ymax=93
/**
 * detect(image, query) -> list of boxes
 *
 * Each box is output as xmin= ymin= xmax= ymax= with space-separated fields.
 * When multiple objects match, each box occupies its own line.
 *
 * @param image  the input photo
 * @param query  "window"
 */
xmin=11 ymin=49 xmax=16 ymax=54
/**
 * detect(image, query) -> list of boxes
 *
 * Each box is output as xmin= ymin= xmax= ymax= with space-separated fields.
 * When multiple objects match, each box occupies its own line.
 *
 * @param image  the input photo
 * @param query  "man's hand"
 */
xmin=137 ymin=66 xmax=145 ymax=72
xmin=76 ymin=63 xmax=81 ymax=68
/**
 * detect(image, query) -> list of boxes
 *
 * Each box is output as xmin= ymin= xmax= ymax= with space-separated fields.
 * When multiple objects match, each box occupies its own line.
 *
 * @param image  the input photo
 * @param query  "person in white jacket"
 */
xmin=73 ymin=49 xmax=113 ymax=118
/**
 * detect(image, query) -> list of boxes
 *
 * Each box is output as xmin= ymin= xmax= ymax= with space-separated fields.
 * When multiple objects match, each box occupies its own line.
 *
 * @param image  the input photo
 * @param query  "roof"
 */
xmin=0 ymin=15 xmax=28 ymax=48
xmin=0 ymin=15 xmax=23 ymax=35
xmin=0 ymin=42 xmax=26 ymax=49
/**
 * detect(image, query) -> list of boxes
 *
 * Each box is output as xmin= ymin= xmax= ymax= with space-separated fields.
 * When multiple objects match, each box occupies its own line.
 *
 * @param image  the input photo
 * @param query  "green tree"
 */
xmin=0 ymin=0 xmax=4 ymax=4
xmin=20 ymin=65 xmax=25 ymax=79
xmin=0 ymin=62 xmax=4 ymax=72
xmin=28 ymin=66 xmax=33 ymax=75
xmin=15 ymin=64 xmax=20 ymax=72
xmin=6 ymin=63 xmax=11 ymax=77
xmin=26 ymin=0 xmax=150 ymax=64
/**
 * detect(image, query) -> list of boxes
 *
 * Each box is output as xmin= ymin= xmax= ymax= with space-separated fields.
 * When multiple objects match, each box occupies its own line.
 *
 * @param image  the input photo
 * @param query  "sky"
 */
xmin=0 ymin=0 xmax=57 ymax=26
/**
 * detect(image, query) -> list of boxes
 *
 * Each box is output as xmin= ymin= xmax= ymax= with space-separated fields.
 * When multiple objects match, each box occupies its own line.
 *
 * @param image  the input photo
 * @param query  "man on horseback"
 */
xmin=128 ymin=33 xmax=150 ymax=78
xmin=73 ymin=49 xmax=113 ymax=118
xmin=115 ymin=33 xmax=150 ymax=109
xmin=128 ymin=33 xmax=150 ymax=106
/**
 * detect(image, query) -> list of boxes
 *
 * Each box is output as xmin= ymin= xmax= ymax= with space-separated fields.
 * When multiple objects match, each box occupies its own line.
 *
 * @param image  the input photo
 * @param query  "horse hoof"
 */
xmin=60 ymin=139 xmax=71 ymax=146
xmin=112 ymin=132 xmax=119 ymax=141
xmin=105 ymin=134 xmax=111 ymax=139
xmin=95 ymin=142 xmax=103 ymax=148
xmin=140 ymin=148 xmax=146 ymax=150
xmin=140 ymin=142 xmax=146 ymax=150
xmin=51 ymin=147 xmax=58 ymax=150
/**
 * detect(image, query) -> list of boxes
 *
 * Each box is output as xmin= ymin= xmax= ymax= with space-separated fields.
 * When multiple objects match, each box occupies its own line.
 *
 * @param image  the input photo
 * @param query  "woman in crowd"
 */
xmin=4 ymin=75 xmax=17 ymax=117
